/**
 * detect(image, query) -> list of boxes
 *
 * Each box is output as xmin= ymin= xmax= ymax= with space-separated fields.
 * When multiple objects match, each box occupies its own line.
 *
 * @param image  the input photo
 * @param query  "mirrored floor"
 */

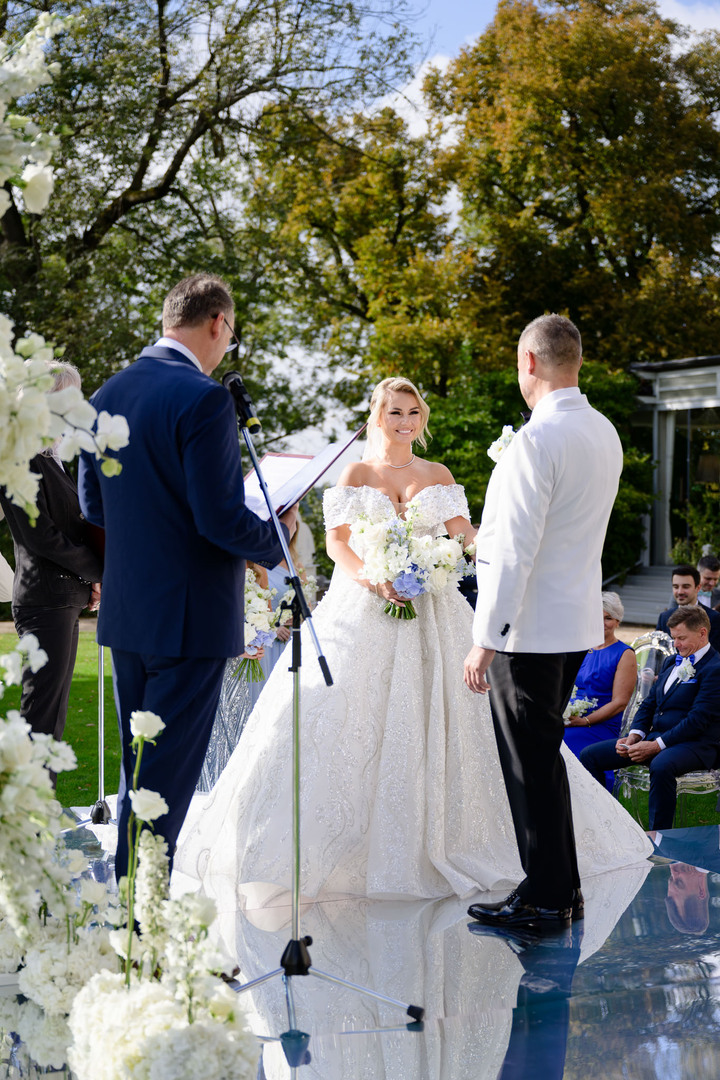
xmin=9 ymin=822 xmax=720 ymax=1078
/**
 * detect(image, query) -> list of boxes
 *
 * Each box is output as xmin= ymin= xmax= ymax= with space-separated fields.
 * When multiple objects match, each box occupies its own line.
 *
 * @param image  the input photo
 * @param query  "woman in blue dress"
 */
xmin=564 ymin=592 xmax=637 ymax=789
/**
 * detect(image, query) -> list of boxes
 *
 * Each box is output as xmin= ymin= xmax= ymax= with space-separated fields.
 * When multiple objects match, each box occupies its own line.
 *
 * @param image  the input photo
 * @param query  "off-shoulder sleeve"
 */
xmin=323 ymin=486 xmax=359 ymax=530
xmin=426 ymin=484 xmax=470 ymax=524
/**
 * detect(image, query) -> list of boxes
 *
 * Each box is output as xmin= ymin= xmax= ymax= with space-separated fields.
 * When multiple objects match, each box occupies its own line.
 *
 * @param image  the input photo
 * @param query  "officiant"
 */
xmin=79 ymin=273 xmax=296 ymax=879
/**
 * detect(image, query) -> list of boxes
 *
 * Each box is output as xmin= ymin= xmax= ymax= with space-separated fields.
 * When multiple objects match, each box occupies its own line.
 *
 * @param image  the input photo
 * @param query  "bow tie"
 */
xmin=675 ymin=654 xmax=695 ymax=666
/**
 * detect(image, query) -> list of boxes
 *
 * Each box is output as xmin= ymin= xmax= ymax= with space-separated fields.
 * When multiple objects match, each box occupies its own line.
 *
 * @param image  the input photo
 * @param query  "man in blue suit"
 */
xmin=580 ymin=605 xmax=720 ymax=829
xmin=79 ymin=274 xmax=295 ymax=878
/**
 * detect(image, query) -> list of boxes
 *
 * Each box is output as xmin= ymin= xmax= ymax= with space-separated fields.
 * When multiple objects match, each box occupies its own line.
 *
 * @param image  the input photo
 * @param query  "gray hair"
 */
xmin=518 ymin=314 xmax=582 ymax=368
xmin=48 ymin=361 xmax=81 ymax=393
xmin=602 ymin=591 xmax=624 ymax=622
xmin=162 ymin=273 xmax=233 ymax=330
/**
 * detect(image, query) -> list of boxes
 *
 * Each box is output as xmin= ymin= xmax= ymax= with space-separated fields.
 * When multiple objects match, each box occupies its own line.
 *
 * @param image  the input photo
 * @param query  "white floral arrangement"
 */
xmin=0 ymin=697 xmax=259 ymax=1077
xmin=487 ymin=425 xmax=516 ymax=463
xmin=0 ymin=16 xmax=129 ymax=519
xmin=273 ymin=574 xmax=318 ymax=630
xmin=675 ymin=657 xmax=696 ymax=683
xmin=234 ymin=568 xmax=277 ymax=681
xmin=0 ymin=13 xmax=66 ymax=221
xmin=351 ymin=511 xmax=474 ymax=619
xmin=563 ymin=687 xmax=599 ymax=723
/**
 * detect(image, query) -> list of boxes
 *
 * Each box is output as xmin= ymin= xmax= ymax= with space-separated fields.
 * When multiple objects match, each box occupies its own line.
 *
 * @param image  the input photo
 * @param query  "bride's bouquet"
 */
xmin=235 ymin=569 xmax=277 ymax=681
xmin=351 ymin=513 xmax=474 ymax=619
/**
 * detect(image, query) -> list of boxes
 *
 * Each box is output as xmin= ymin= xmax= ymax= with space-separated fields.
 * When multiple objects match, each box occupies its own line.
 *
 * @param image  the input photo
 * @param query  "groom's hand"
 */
xmin=464 ymin=645 xmax=494 ymax=694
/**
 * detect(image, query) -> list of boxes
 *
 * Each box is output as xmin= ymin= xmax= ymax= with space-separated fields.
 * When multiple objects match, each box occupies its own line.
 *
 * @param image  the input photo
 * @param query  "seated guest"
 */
xmin=657 ymin=565 xmax=720 ymax=652
xmin=563 ymin=592 xmax=636 ymax=789
xmin=580 ymin=606 xmax=720 ymax=829
xmin=697 ymin=555 xmax=720 ymax=611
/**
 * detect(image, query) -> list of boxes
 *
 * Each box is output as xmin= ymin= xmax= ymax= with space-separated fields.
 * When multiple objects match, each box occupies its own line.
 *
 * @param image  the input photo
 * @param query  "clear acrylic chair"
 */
xmin=614 ymin=630 xmax=720 ymax=826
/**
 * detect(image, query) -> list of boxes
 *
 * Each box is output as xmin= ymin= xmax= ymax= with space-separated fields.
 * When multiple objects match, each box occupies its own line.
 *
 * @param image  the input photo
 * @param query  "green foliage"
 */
xmin=429 ymin=0 xmax=720 ymax=367
xmin=669 ymin=484 xmax=720 ymax=564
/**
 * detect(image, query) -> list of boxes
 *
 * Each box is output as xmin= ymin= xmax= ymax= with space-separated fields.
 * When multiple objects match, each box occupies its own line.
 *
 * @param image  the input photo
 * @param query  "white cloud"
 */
xmin=374 ymin=53 xmax=451 ymax=137
xmin=657 ymin=0 xmax=720 ymax=33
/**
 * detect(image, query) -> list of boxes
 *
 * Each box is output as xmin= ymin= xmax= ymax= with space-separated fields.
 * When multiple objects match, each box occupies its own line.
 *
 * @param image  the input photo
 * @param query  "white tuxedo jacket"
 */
xmin=473 ymin=387 xmax=623 ymax=653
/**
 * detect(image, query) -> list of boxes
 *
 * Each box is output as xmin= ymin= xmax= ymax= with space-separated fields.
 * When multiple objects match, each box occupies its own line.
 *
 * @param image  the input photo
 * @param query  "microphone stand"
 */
xmin=224 ymin=376 xmax=424 ymax=1054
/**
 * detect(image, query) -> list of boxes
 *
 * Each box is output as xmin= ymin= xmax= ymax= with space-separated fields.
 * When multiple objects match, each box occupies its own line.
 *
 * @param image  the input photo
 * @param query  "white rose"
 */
xmin=427 ymin=567 xmax=450 ymax=593
xmin=129 ymin=788 xmax=169 ymax=822
xmin=129 ymin=710 xmax=165 ymax=740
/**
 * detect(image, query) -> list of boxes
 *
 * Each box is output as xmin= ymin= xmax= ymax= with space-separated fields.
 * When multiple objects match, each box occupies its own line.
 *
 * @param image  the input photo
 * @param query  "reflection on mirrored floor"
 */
xmin=8 ymin=823 xmax=720 ymax=1078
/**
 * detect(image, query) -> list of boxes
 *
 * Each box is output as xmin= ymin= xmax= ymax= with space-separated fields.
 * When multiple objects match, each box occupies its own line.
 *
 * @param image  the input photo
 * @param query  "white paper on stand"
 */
xmin=244 ymin=426 xmax=365 ymax=519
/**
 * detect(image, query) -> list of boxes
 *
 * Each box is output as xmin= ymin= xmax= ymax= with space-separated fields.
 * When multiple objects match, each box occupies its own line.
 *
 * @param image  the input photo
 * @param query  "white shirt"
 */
xmin=155 ymin=336 xmax=202 ymax=372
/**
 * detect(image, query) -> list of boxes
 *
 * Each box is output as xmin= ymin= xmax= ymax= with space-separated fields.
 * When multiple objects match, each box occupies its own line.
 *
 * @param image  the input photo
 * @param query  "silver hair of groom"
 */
xmin=602 ymin=591 xmax=624 ymax=623
xmin=519 ymin=314 xmax=582 ymax=368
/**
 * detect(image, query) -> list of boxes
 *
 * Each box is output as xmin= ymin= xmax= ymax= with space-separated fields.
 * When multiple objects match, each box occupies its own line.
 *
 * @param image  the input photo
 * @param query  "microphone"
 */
xmin=222 ymin=371 xmax=262 ymax=432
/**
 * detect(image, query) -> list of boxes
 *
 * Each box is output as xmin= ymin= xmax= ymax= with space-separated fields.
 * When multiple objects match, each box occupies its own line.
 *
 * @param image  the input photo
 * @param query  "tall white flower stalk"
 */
xmin=121 ymin=711 xmax=168 ymax=985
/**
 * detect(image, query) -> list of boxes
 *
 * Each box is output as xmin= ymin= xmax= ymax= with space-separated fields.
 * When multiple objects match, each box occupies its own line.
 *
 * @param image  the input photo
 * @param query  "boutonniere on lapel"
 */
xmin=487 ymin=425 xmax=516 ymax=463
xmin=674 ymin=656 xmax=696 ymax=683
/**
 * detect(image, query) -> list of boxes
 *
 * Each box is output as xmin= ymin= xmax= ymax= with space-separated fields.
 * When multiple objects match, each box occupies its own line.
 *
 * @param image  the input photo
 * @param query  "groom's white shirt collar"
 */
xmin=527 ymin=386 xmax=584 ymax=423
xmin=154 ymin=336 xmax=202 ymax=372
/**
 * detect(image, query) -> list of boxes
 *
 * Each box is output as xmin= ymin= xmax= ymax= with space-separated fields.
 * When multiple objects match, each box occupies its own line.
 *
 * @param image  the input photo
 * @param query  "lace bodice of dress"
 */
xmin=323 ymin=483 xmax=470 ymax=538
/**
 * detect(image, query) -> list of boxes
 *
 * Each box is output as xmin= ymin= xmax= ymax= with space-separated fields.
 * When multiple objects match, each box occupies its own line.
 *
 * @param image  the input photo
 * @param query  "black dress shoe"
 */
xmin=467 ymin=893 xmax=572 ymax=932
xmin=468 ymin=887 xmax=584 ymax=922
xmin=571 ymin=889 xmax=584 ymax=920
xmin=467 ymin=888 xmax=520 ymax=919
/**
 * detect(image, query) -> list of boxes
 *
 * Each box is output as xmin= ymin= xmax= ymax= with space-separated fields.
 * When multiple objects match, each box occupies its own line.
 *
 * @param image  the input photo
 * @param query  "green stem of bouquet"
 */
xmin=233 ymin=656 xmax=265 ymax=681
xmin=384 ymin=600 xmax=417 ymax=619
xmin=124 ymin=736 xmax=146 ymax=987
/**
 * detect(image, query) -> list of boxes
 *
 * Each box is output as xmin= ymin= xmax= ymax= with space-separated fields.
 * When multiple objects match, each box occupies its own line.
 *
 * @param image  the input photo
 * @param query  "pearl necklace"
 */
xmin=379 ymin=454 xmax=415 ymax=469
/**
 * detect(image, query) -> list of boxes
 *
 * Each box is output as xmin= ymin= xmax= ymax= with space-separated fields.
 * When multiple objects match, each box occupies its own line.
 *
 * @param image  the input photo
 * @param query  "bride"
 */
xmin=176 ymin=377 xmax=652 ymax=903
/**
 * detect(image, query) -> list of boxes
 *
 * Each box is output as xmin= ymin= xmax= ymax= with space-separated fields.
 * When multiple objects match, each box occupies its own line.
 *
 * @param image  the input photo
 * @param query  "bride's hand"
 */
xmin=374 ymin=581 xmax=405 ymax=606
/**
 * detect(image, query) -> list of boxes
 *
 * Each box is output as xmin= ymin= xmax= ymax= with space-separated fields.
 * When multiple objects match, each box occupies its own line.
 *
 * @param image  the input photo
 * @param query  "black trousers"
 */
xmin=13 ymin=603 xmax=84 ymax=741
xmin=489 ymin=650 xmax=586 ymax=909
xmin=111 ymin=648 xmax=226 ymax=880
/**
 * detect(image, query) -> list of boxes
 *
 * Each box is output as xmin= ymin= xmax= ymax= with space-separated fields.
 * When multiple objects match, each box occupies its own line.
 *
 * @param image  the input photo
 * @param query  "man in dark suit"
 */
xmin=0 ymin=362 xmax=103 ymax=760
xmin=657 ymin=564 xmax=720 ymax=651
xmin=79 ymin=274 xmax=295 ymax=878
xmin=697 ymin=556 xmax=720 ymax=611
xmin=580 ymin=605 xmax=720 ymax=829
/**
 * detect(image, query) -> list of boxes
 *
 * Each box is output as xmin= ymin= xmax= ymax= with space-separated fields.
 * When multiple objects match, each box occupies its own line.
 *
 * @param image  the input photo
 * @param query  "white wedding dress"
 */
xmin=176 ymin=484 xmax=652 ymax=905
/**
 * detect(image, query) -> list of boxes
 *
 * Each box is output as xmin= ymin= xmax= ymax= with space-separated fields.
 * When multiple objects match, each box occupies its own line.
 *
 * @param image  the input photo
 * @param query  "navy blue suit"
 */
xmin=580 ymin=648 xmax=720 ymax=828
xmin=657 ymin=605 xmax=720 ymax=652
xmin=79 ymin=346 xmax=286 ymax=876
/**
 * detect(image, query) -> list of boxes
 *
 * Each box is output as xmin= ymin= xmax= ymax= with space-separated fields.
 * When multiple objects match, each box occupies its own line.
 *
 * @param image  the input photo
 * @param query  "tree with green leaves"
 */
xmin=427 ymin=0 xmax=720 ymax=366
xmin=0 ymin=0 xmax=417 ymax=443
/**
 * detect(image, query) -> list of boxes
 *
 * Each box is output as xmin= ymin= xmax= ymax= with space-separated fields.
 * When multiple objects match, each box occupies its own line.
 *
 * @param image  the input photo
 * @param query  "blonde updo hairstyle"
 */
xmin=366 ymin=377 xmax=430 ymax=452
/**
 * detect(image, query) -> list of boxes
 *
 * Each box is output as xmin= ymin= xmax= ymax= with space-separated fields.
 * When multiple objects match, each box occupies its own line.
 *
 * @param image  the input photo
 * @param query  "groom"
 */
xmin=463 ymin=314 xmax=623 ymax=931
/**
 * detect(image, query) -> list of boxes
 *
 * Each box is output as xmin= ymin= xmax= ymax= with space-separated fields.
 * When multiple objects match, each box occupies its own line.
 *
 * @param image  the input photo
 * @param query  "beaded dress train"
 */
xmin=176 ymin=484 xmax=652 ymax=904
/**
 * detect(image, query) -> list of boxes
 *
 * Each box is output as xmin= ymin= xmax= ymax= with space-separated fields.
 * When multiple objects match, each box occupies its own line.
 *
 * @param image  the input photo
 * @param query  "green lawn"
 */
xmin=0 ymin=630 xmax=121 ymax=808
xmin=1 ymin=629 xmax=719 ymax=828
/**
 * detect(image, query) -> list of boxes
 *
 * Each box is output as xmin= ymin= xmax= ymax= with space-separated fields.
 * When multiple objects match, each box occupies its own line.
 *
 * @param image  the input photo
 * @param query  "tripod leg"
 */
xmin=310 ymin=968 xmax=424 ymax=1020
xmin=230 ymin=967 xmax=285 ymax=995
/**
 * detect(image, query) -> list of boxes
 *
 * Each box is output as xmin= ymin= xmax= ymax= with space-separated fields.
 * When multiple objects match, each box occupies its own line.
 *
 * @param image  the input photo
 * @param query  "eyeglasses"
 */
xmin=221 ymin=314 xmax=240 ymax=354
